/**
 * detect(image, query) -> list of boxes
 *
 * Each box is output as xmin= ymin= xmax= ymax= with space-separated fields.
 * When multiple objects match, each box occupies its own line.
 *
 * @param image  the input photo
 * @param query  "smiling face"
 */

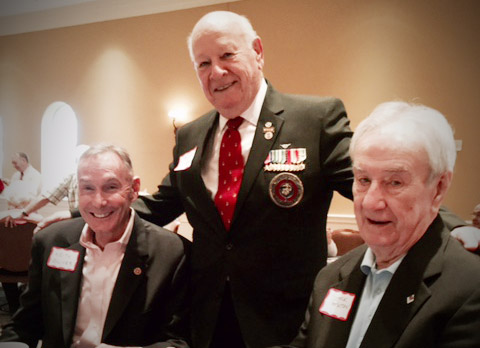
xmin=191 ymin=21 xmax=264 ymax=118
xmin=352 ymin=134 xmax=449 ymax=267
xmin=77 ymin=152 xmax=139 ymax=246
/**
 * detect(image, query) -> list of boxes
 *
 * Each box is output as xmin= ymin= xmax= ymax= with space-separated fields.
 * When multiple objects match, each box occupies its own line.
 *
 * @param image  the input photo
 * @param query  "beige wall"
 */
xmin=0 ymin=0 xmax=479 ymax=219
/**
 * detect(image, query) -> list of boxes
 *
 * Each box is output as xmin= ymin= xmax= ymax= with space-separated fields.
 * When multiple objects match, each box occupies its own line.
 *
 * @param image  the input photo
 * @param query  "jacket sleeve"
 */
xmin=319 ymin=98 xmax=354 ymax=200
xmin=438 ymin=287 xmax=480 ymax=347
xmin=133 ymin=172 xmax=185 ymax=228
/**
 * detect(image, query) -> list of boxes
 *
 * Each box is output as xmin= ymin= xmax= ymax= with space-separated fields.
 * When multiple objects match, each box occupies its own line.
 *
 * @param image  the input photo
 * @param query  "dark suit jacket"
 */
xmin=279 ymin=216 xmax=480 ymax=348
xmin=0 ymin=214 xmax=191 ymax=348
xmin=134 ymin=83 xmax=354 ymax=348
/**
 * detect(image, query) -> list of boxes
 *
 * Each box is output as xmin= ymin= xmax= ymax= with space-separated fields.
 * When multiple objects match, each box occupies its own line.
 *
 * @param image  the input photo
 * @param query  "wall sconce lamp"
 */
xmin=168 ymin=109 xmax=188 ymax=134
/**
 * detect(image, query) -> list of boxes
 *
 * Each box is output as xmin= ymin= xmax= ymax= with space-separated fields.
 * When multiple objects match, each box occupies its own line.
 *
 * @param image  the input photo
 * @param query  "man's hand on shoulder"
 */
xmin=451 ymin=226 xmax=480 ymax=252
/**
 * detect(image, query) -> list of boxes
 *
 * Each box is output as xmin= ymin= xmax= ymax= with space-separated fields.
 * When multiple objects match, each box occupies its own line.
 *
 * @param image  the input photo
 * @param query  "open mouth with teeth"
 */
xmin=91 ymin=212 xmax=113 ymax=219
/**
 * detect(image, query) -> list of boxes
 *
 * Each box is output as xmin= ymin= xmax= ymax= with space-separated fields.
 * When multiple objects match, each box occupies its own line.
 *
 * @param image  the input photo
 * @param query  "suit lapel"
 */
xmin=182 ymin=111 xmax=227 ymax=233
xmin=320 ymin=249 xmax=368 ymax=348
xmin=359 ymin=216 xmax=445 ymax=348
xmin=233 ymin=85 xmax=285 ymax=223
xmin=60 ymin=241 xmax=86 ymax=347
xmin=102 ymin=216 xmax=148 ymax=340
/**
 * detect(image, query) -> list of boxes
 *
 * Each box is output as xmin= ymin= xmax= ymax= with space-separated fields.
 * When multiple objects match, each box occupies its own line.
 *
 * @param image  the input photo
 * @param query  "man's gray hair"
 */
xmin=15 ymin=152 xmax=29 ymax=163
xmin=187 ymin=11 xmax=258 ymax=62
xmin=79 ymin=143 xmax=134 ymax=178
xmin=350 ymin=101 xmax=456 ymax=178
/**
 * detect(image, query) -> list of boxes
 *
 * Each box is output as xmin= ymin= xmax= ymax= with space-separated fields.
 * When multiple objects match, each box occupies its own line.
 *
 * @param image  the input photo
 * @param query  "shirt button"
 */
xmin=226 ymin=243 xmax=233 ymax=250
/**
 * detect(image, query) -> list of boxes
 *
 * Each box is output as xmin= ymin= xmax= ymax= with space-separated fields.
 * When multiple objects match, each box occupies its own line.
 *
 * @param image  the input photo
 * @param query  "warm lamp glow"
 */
xmin=168 ymin=108 xmax=188 ymax=121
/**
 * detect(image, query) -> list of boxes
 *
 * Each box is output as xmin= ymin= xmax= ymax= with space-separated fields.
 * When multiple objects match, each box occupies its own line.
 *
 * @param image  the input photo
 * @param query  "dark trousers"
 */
xmin=1 ymin=282 xmax=21 ymax=315
xmin=210 ymin=283 xmax=246 ymax=348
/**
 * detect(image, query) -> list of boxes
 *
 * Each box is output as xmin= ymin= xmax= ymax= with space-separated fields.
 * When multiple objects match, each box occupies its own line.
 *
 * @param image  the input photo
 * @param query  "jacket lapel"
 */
xmin=233 ymin=84 xmax=285 ymax=223
xmin=181 ymin=111 xmax=227 ymax=234
xmin=319 ymin=248 xmax=368 ymax=348
xmin=60 ymin=241 xmax=86 ymax=347
xmin=102 ymin=215 xmax=148 ymax=340
xmin=359 ymin=216 xmax=445 ymax=348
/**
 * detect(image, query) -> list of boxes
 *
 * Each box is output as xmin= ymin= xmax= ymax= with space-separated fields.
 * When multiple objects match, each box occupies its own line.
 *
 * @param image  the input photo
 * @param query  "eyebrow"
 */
xmin=353 ymin=166 xmax=408 ymax=174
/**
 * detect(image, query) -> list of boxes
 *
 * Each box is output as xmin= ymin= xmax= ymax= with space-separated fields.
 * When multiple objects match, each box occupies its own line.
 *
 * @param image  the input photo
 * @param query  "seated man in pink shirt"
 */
xmin=0 ymin=144 xmax=191 ymax=348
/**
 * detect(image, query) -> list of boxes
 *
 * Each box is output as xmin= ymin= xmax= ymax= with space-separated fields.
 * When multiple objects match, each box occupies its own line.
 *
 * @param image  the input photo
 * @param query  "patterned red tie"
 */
xmin=215 ymin=117 xmax=244 ymax=230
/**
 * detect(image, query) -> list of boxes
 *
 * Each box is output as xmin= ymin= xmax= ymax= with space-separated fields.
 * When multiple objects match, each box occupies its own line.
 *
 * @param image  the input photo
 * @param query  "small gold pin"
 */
xmin=264 ymin=132 xmax=273 ymax=140
xmin=133 ymin=267 xmax=142 ymax=276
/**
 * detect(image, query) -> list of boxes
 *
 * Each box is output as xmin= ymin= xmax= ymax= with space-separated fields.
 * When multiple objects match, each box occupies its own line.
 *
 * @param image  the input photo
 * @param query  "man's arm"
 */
xmin=133 ymin=173 xmax=185 ymax=227
xmin=318 ymin=98 xmax=354 ymax=200
xmin=438 ymin=287 xmax=480 ymax=347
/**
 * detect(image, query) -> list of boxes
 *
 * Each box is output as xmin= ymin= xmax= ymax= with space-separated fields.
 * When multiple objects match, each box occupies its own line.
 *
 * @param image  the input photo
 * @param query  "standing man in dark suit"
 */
xmin=0 ymin=144 xmax=191 ymax=348
xmin=134 ymin=11 xmax=353 ymax=348
xmin=274 ymin=102 xmax=480 ymax=348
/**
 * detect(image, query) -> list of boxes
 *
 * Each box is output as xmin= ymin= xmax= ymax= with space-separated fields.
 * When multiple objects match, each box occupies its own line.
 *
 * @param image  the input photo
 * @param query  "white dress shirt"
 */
xmin=201 ymin=79 xmax=268 ymax=199
xmin=11 ymin=164 xmax=42 ymax=196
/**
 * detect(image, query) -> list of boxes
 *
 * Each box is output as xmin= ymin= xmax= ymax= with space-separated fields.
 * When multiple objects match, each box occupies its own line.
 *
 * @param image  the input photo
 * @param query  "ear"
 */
xmin=431 ymin=171 xmax=452 ymax=211
xmin=252 ymin=37 xmax=264 ymax=69
xmin=131 ymin=176 xmax=141 ymax=201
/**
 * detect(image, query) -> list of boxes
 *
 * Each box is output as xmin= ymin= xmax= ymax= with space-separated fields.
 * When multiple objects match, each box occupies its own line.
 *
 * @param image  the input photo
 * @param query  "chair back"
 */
xmin=0 ymin=222 xmax=35 ymax=283
xmin=331 ymin=228 xmax=365 ymax=256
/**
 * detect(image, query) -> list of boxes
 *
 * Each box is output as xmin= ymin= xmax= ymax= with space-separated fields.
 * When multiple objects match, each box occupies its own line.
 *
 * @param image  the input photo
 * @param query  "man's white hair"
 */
xmin=187 ymin=11 xmax=258 ymax=62
xmin=350 ymin=101 xmax=456 ymax=178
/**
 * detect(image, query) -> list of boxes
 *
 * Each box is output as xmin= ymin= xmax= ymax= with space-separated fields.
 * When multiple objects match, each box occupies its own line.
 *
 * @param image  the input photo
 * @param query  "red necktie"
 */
xmin=215 ymin=117 xmax=244 ymax=230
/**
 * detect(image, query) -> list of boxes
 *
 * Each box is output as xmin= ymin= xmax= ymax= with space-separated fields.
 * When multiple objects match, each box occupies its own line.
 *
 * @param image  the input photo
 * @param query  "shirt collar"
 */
xmin=218 ymin=78 xmax=268 ymax=131
xmin=80 ymin=208 xmax=135 ymax=251
xmin=360 ymin=247 xmax=405 ymax=276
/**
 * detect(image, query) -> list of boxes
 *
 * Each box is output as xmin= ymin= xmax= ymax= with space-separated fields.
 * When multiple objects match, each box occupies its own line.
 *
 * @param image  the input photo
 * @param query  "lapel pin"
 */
xmin=133 ymin=267 xmax=142 ymax=276
xmin=280 ymin=144 xmax=291 ymax=149
xmin=406 ymin=294 xmax=415 ymax=304
xmin=263 ymin=122 xmax=275 ymax=140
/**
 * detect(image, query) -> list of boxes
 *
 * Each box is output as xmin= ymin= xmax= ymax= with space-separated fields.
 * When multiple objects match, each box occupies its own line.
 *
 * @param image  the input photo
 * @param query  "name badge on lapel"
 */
xmin=174 ymin=146 xmax=197 ymax=171
xmin=319 ymin=288 xmax=356 ymax=321
xmin=47 ymin=247 xmax=80 ymax=272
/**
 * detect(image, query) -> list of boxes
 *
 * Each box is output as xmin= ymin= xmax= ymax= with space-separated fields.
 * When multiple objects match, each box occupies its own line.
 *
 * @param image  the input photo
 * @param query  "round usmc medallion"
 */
xmin=269 ymin=172 xmax=304 ymax=208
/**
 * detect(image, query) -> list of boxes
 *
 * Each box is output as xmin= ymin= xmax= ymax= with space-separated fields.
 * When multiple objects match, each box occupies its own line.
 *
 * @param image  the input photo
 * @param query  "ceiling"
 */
xmin=0 ymin=0 xmax=239 ymax=36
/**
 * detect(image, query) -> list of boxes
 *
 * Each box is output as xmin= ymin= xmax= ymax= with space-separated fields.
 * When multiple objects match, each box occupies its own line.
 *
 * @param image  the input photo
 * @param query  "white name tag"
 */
xmin=174 ymin=146 xmax=197 ymax=171
xmin=319 ymin=288 xmax=356 ymax=321
xmin=47 ymin=247 xmax=80 ymax=272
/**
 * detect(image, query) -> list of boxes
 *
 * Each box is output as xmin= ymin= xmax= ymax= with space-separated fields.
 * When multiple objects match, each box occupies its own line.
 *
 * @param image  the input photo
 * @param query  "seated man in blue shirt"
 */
xmin=272 ymin=101 xmax=480 ymax=348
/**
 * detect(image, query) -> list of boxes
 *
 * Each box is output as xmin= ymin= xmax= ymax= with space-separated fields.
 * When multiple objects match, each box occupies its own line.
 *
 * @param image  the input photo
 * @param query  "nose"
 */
xmin=210 ymin=61 xmax=227 ymax=79
xmin=92 ymin=191 xmax=107 ymax=207
xmin=361 ymin=182 xmax=386 ymax=211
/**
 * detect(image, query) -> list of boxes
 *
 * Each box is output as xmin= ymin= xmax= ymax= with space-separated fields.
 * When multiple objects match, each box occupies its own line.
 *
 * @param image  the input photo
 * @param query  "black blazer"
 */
xmin=0 ymin=214 xmax=191 ymax=348
xmin=279 ymin=216 xmax=480 ymax=348
xmin=134 ymin=83 xmax=354 ymax=348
